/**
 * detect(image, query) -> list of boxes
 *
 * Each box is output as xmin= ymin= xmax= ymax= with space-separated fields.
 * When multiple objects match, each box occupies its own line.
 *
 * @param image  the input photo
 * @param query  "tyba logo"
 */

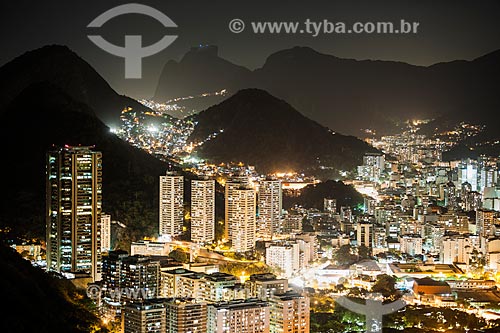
xmin=87 ymin=3 xmax=177 ymax=79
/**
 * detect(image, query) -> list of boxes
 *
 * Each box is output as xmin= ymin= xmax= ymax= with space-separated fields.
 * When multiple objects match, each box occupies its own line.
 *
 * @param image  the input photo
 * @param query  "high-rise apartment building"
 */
xmin=161 ymin=268 xmax=204 ymax=299
xmin=399 ymin=235 xmax=423 ymax=256
xmin=258 ymin=179 xmax=282 ymax=239
xmin=191 ymin=179 xmax=215 ymax=244
xmin=46 ymin=146 xmax=102 ymax=281
xmin=477 ymin=209 xmax=497 ymax=238
xmin=120 ymin=255 xmax=161 ymax=301
xmin=440 ymin=237 xmax=473 ymax=264
xmin=224 ymin=178 xmax=248 ymax=241
xmin=201 ymin=272 xmax=239 ymax=303
xmin=160 ymin=172 xmax=184 ymax=240
xmin=226 ymin=182 xmax=256 ymax=252
xmin=266 ymin=244 xmax=300 ymax=278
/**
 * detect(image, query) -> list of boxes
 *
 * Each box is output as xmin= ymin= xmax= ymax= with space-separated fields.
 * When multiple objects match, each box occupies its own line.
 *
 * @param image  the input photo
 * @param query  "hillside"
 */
xmin=187 ymin=89 xmax=378 ymax=176
xmin=0 ymin=44 xmax=166 ymax=127
xmin=0 ymin=82 xmax=176 ymax=246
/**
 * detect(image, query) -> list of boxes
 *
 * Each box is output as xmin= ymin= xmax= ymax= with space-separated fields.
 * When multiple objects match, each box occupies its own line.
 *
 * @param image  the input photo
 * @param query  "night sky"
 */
xmin=1 ymin=0 xmax=500 ymax=98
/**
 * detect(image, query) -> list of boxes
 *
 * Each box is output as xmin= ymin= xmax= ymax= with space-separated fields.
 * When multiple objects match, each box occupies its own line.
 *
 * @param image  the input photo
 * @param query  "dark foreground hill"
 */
xmin=0 ymin=243 xmax=105 ymax=332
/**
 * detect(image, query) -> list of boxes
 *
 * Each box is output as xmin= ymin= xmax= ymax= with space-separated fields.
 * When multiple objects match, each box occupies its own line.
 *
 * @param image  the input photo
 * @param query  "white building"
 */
xmin=225 ymin=179 xmax=249 ymax=241
xmin=191 ymin=179 xmax=215 ymax=244
xmin=266 ymin=244 xmax=300 ymax=278
xmin=226 ymin=183 xmax=256 ymax=252
xmin=356 ymin=223 xmax=373 ymax=248
xmin=258 ymin=179 xmax=282 ymax=239
xmin=358 ymin=153 xmax=385 ymax=181
xmin=399 ymin=235 xmax=423 ymax=256
xmin=486 ymin=238 xmax=500 ymax=270
xmin=440 ymin=237 xmax=472 ymax=264
xmin=457 ymin=159 xmax=478 ymax=192
xmin=159 ymin=172 xmax=184 ymax=240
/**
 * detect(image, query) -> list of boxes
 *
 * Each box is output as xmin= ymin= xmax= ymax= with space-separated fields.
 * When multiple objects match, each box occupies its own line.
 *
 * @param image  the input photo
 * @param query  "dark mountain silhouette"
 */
xmin=0 ymin=243 xmax=103 ymax=332
xmin=0 ymin=82 xmax=176 ymax=244
xmin=154 ymin=45 xmax=250 ymax=110
xmin=155 ymin=46 xmax=500 ymax=136
xmin=0 ymin=44 xmax=162 ymax=127
xmin=187 ymin=89 xmax=378 ymax=175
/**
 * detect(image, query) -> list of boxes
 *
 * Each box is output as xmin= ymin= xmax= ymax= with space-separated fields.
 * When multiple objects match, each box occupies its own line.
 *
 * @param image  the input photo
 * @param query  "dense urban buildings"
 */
xmin=46 ymin=146 xmax=102 ymax=282
xmin=36 ymin=110 xmax=500 ymax=333
xmin=34 ymin=65 xmax=500 ymax=333
xmin=6 ymin=3 xmax=500 ymax=332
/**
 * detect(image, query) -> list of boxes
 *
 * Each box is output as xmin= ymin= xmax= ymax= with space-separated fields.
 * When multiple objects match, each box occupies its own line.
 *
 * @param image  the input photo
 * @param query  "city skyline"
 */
xmin=3 ymin=1 xmax=500 ymax=333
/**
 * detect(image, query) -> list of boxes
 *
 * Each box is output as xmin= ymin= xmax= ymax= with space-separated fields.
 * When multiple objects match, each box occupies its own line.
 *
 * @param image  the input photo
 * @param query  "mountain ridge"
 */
xmin=0 ymin=44 xmax=166 ymax=127
xmin=155 ymin=45 xmax=500 ymax=136
xmin=187 ymin=88 xmax=378 ymax=176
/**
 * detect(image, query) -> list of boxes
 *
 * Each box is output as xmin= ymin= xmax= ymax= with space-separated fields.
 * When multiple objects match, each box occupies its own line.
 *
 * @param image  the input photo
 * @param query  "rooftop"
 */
xmin=414 ymin=277 xmax=450 ymax=287
xmin=210 ymin=299 xmax=268 ymax=310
